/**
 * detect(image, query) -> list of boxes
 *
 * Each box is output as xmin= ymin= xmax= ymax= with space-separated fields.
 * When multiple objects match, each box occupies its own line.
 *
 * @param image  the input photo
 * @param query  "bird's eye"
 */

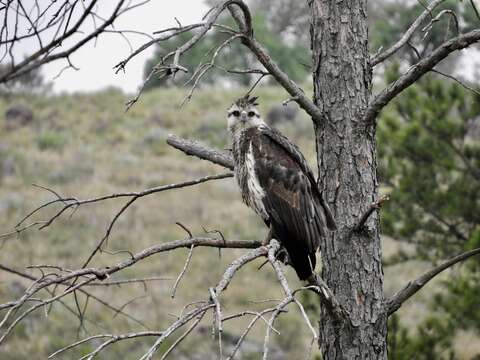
xmin=232 ymin=110 xmax=240 ymax=117
xmin=248 ymin=111 xmax=256 ymax=117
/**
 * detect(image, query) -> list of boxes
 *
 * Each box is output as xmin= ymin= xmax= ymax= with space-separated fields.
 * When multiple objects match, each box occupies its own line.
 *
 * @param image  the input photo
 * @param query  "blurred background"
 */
xmin=0 ymin=0 xmax=479 ymax=358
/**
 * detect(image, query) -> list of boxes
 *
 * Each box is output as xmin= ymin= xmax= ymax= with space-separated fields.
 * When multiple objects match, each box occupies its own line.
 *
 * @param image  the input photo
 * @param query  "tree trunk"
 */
xmin=309 ymin=0 xmax=387 ymax=358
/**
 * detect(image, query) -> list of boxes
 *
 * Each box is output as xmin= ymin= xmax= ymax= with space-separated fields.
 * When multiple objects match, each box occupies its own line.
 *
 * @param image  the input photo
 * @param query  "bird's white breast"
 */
xmin=245 ymin=142 xmax=268 ymax=219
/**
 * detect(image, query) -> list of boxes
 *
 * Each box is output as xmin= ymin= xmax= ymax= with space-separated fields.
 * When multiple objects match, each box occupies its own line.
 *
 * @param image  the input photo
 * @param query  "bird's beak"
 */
xmin=240 ymin=111 xmax=247 ymax=123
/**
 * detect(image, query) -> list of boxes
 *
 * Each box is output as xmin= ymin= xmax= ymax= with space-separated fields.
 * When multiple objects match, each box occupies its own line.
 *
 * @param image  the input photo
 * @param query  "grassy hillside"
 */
xmin=0 ymin=86 xmax=477 ymax=359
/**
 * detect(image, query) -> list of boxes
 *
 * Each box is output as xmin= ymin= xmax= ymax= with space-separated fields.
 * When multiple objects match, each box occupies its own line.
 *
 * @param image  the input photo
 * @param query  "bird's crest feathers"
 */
xmin=234 ymin=94 xmax=259 ymax=108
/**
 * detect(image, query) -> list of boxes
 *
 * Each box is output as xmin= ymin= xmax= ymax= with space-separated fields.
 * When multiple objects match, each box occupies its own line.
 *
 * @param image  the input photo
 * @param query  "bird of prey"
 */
xmin=227 ymin=95 xmax=336 ymax=280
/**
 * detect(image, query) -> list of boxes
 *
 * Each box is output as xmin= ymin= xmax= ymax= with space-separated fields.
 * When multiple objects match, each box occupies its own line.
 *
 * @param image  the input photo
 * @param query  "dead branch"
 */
xmin=171 ymin=244 xmax=195 ymax=298
xmin=422 ymin=9 xmax=459 ymax=39
xmin=353 ymin=194 xmax=390 ymax=232
xmin=0 ymin=236 xmax=261 ymax=346
xmin=8 ymin=172 xmax=232 ymax=271
xmin=159 ymin=311 xmax=206 ymax=360
xmin=0 ymin=263 xmax=149 ymax=327
xmin=370 ymin=0 xmax=446 ymax=66
xmin=125 ymin=0 xmax=252 ymax=109
xmin=260 ymin=240 xmax=319 ymax=360
xmin=225 ymin=3 xmax=324 ymax=123
xmin=139 ymin=244 xmax=271 ymax=359
xmin=431 ymin=69 xmax=480 ymax=96
xmin=387 ymin=247 xmax=480 ymax=315
xmin=181 ymin=33 xmax=245 ymax=106
xmin=365 ymin=29 xmax=480 ymax=124
xmin=48 ymin=331 xmax=163 ymax=359
xmin=167 ymin=134 xmax=234 ymax=170
xmin=209 ymin=287 xmax=224 ymax=359
xmin=0 ymin=0 xmax=144 ymax=85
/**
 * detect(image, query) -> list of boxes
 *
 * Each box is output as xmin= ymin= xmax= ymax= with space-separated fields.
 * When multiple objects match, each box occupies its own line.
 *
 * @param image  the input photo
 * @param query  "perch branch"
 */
xmin=167 ymin=134 xmax=234 ymax=170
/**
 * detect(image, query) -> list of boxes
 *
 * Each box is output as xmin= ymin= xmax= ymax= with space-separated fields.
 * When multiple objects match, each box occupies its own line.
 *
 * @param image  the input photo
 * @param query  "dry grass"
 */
xmin=0 ymin=86 xmax=478 ymax=359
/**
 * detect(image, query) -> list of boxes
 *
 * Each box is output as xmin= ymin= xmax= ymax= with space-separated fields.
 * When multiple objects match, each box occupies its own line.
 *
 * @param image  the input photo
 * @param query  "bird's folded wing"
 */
xmin=257 ymin=126 xmax=337 ymax=230
xmin=250 ymin=133 xmax=328 ymax=255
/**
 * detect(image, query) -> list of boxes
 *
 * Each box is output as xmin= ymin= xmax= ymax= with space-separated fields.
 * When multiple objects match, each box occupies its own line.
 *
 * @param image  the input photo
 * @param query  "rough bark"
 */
xmin=309 ymin=1 xmax=387 ymax=358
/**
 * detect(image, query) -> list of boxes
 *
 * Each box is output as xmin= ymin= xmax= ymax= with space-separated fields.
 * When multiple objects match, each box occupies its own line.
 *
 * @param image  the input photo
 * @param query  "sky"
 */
xmin=8 ymin=0 xmax=480 ymax=93
xmin=41 ymin=1 xmax=209 ymax=93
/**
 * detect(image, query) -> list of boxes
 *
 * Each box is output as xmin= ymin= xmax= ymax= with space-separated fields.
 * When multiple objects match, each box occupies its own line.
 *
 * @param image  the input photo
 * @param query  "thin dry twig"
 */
xmin=353 ymin=194 xmax=390 ymax=232
xmin=365 ymin=29 xmax=480 ymax=124
xmin=370 ymin=0 xmax=446 ymax=66
xmin=171 ymin=244 xmax=195 ymax=298
xmin=0 ymin=0 xmax=144 ymax=85
xmin=387 ymin=246 xmax=480 ymax=315
xmin=209 ymin=287 xmax=223 ymax=359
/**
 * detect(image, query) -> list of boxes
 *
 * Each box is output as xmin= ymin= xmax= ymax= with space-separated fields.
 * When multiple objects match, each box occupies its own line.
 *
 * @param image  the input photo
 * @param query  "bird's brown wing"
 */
xmin=257 ymin=126 xmax=336 ymax=230
xmin=250 ymin=131 xmax=328 ymax=279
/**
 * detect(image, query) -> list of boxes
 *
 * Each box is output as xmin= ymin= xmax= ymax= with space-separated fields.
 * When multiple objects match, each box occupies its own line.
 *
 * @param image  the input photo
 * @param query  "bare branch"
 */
xmin=0 ymin=0 xmax=132 ymax=84
xmin=387 ymin=247 xmax=480 ymax=315
xmin=365 ymin=29 xmax=480 ymax=125
xmin=471 ymin=0 xmax=480 ymax=21
xmin=159 ymin=311 xmax=206 ymax=360
xmin=226 ymin=3 xmax=324 ymax=122
xmin=49 ymin=331 xmax=163 ymax=359
xmin=422 ymin=9 xmax=459 ymax=39
xmin=353 ymin=194 xmax=390 ymax=232
xmin=125 ymin=0 xmax=251 ymax=109
xmin=171 ymin=245 xmax=195 ymax=298
xmin=0 ymin=237 xmax=261 ymax=345
xmin=181 ymin=33 xmax=244 ymax=106
xmin=431 ymin=69 xmax=480 ymax=96
xmin=370 ymin=0 xmax=446 ymax=66
xmin=209 ymin=287 xmax=224 ymax=359
xmin=0 ymin=263 xmax=149 ymax=328
xmin=9 ymin=172 xmax=232 ymax=270
xmin=167 ymin=134 xmax=234 ymax=170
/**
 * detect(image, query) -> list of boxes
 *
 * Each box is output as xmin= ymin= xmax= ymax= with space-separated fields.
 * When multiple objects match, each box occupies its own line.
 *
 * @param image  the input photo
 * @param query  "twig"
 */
xmin=0 ymin=237 xmax=261 ymax=345
xmin=431 ymin=69 xmax=480 ymax=96
xmin=421 ymin=9 xmax=459 ymax=39
xmin=387 ymin=247 xmax=480 ymax=315
xmin=171 ymin=245 xmax=195 ymax=298
xmin=159 ymin=311 xmax=206 ymax=360
xmin=353 ymin=194 xmax=390 ymax=232
xmin=140 ymin=304 xmax=215 ymax=360
xmin=209 ymin=287 xmax=223 ymax=360
xmin=370 ymin=0 xmax=446 ymax=66
xmin=225 ymin=307 xmax=283 ymax=360
xmin=226 ymin=3 xmax=324 ymax=122
xmin=471 ymin=0 xmax=480 ymax=21
xmin=365 ymin=29 xmax=480 ymax=125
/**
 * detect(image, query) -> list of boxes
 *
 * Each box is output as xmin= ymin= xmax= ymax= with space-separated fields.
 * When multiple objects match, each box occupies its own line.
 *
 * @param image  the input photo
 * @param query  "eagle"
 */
xmin=227 ymin=95 xmax=336 ymax=280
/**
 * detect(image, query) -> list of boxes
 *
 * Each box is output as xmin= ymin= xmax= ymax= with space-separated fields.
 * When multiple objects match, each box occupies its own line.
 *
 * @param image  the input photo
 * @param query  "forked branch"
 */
xmin=370 ymin=0 xmax=446 ymax=66
xmin=226 ymin=3 xmax=324 ymax=122
xmin=365 ymin=29 xmax=480 ymax=124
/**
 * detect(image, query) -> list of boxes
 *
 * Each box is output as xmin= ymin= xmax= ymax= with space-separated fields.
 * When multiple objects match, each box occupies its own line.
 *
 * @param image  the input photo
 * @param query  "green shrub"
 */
xmin=37 ymin=131 xmax=67 ymax=151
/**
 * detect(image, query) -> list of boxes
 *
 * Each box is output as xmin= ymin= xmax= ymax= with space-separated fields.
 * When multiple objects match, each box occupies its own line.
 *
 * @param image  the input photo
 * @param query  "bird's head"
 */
xmin=227 ymin=95 xmax=265 ymax=134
